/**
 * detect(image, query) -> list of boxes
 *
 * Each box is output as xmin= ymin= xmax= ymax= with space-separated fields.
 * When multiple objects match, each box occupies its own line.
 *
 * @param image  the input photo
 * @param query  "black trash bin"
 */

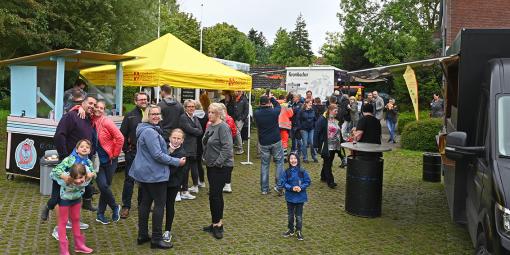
xmin=423 ymin=152 xmax=441 ymax=182
xmin=345 ymin=155 xmax=384 ymax=218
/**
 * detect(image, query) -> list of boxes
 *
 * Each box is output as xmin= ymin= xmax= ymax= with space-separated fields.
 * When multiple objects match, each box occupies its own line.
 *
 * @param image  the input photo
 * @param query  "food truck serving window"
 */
xmin=498 ymin=96 xmax=510 ymax=156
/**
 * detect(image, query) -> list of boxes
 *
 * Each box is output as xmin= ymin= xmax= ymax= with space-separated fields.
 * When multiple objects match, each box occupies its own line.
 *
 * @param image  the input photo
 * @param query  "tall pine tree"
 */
xmin=290 ymin=13 xmax=313 ymax=65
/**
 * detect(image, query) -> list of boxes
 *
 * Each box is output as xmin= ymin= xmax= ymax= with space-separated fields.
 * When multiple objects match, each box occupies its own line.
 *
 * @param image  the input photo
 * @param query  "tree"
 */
xmin=289 ymin=13 xmax=313 ymax=65
xmin=247 ymin=28 xmax=270 ymax=64
xmin=321 ymin=0 xmax=441 ymax=109
xmin=269 ymin=28 xmax=293 ymax=66
xmin=160 ymin=1 xmax=201 ymax=50
xmin=203 ymin=23 xmax=256 ymax=64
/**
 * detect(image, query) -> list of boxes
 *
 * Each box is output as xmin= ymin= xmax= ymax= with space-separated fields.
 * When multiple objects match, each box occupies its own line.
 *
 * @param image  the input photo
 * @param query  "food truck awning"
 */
xmin=81 ymin=33 xmax=252 ymax=91
xmin=0 ymin=49 xmax=137 ymax=69
xmin=347 ymin=55 xmax=459 ymax=80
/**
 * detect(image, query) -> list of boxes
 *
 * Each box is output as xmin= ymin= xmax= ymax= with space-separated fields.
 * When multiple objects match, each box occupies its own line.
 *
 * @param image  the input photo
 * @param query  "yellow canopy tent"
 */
xmin=81 ymin=33 xmax=252 ymax=91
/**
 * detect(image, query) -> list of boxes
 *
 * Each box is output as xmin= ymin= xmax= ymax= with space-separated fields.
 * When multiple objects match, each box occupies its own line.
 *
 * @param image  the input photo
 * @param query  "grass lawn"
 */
xmin=0 ymin=111 xmax=473 ymax=254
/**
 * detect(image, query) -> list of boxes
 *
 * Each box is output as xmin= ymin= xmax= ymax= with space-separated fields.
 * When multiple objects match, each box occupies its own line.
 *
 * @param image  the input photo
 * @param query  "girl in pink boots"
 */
xmin=51 ymin=140 xmax=96 ymax=254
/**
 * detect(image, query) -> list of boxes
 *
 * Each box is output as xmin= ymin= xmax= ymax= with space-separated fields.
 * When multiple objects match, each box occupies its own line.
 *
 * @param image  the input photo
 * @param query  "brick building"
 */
xmin=442 ymin=0 xmax=510 ymax=51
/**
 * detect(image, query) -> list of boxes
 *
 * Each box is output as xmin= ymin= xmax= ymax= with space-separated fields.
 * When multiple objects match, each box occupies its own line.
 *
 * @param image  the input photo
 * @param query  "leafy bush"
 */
xmin=401 ymin=118 xmax=443 ymax=151
xmin=0 ymin=97 xmax=10 ymax=110
xmin=251 ymin=88 xmax=287 ymax=109
xmin=122 ymin=87 xmax=140 ymax=105
xmin=397 ymin=110 xmax=430 ymax=134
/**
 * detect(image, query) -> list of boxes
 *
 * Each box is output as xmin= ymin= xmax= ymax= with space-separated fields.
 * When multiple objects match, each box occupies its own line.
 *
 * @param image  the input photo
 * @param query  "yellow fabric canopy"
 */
xmin=81 ymin=33 xmax=252 ymax=91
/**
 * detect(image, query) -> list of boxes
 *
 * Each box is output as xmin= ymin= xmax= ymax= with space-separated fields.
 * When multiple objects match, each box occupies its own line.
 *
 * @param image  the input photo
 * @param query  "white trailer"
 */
xmin=285 ymin=66 xmax=347 ymax=100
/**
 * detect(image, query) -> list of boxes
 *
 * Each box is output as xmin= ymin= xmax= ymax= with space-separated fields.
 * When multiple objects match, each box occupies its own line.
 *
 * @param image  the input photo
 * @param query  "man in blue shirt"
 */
xmin=254 ymin=94 xmax=284 ymax=195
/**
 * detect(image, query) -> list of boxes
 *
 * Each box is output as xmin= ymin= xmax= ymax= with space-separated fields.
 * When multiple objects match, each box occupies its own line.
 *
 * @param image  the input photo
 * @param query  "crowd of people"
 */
xmin=41 ymin=80 xmax=447 ymax=254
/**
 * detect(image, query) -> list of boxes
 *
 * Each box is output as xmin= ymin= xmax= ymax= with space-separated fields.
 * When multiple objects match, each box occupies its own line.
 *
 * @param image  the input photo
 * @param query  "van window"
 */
xmin=498 ymin=96 xmax=510 ymax=156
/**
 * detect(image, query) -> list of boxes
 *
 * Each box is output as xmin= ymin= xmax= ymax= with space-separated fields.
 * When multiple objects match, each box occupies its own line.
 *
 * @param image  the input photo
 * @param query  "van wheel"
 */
xmin=476 ymin=231 xmax=491 ymax=255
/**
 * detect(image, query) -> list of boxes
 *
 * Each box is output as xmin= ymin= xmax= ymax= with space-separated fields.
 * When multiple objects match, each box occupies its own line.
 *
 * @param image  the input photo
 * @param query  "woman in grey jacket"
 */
xmin=129 ymin=105 xmax=185 ymax=249
xmin=201 ymin=103 xmax=234 ymax=239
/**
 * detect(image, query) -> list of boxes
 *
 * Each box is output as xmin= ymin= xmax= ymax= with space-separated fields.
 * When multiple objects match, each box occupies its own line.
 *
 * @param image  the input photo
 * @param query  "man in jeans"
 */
xmin=120 ymin=92 xmax=148 ymax=219
xmin=254 ymin=94 xmax=284 ymax=195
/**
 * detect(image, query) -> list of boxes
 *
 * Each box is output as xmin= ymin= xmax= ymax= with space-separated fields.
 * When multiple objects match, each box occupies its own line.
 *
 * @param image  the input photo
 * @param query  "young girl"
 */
xmin=51 ymin=162 xmax=95 ymax=255
xmin=47 ymin=139 xmax=96 ymax=240
xmin=279 ymin=153 xmax=311 ymax=241
xmin=163 ymin=129 xmax=187 ymax=244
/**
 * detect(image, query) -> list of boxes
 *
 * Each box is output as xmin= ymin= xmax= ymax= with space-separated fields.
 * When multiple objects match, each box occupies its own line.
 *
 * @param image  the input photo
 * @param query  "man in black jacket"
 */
xmin=233 ymin=91 xmax=249 ymax=155
xmin=158 ymin=84 xmax=184 ymax=141
xmin=120 ymin=91 xmax=148 ymax=219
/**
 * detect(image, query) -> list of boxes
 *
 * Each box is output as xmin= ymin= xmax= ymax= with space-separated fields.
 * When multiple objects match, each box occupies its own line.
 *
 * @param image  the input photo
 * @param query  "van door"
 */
xmin=465 ymin=89 xmax=490 ymax=241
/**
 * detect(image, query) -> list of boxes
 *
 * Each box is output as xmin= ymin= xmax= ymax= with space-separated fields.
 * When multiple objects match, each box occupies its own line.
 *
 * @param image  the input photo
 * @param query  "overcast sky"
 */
xmin=179 ymin=0 xmax=342 ymax=55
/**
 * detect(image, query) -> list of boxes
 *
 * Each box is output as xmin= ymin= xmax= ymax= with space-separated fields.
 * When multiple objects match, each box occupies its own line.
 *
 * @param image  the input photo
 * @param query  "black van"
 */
xmin=442 ymin=29 xmax=510 ymax=254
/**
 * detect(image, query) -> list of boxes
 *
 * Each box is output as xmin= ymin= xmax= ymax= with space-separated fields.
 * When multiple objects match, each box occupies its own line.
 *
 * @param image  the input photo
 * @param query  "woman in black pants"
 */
xmin=202 ymin=103 xmax=234 ymax=239
xmin=179 ymin=99 xmax=203 ymax=198
xmin=194 ymin=101 xmax=208 ymax=188
xmin=129 ymin=105 xmax=185 ymax=249
xmin=314 ymin=104 xmax=341 ymax=188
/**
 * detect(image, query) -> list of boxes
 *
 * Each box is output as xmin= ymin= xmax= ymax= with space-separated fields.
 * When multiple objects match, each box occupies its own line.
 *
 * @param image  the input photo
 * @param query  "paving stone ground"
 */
xmin=0 ymin=132 xmax=473 ymax=254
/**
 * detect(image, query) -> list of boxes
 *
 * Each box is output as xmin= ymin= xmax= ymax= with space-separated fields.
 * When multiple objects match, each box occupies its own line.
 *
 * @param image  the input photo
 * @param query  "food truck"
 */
xmin=348 ymin=29 xmax=510 ymax=254
xmin=0 ymin=49 xmax=134 ymax=179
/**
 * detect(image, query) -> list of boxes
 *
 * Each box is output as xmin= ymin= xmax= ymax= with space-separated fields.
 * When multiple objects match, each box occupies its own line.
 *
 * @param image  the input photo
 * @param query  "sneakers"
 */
xmin=180 ymin=191 xmax=196 ymax=200
xmin=40 ymin=205 xmax=50 ymax=221
xmin=234 ymin=150 xmax=244 ymax=155
xmin=96 ymin=214 xmax=110 ymax=225
xmin=261 ymin=191 xmax=269 ymax=195
xmin=175 ymin=192 xmax=182 ymax=202
xmin=282 ymin=229 xmax=295 ymax=237
xmin=296 ymin=230 xmax=304 ymax=241
xmin=303 ymin=159 xmax=309 ymax=163
xmin=188 ymin=185 xmax=199 ymax=193
xmin=223 ymin=183 xmax=232 ymax=193
xmin=198 ymin=181 xmax=206 ymax=188
xmin=66 ymin=220 xmax=89 ymax=230
xmin=162 ymin=231 xmax=173 ymax=243
xmin=112 ymin=205 xmax=121 ymax=222
xmin=52 ymin=226 xmax=67 ymax=241
xmin=313 ymin=158 xmax=319 ymax=163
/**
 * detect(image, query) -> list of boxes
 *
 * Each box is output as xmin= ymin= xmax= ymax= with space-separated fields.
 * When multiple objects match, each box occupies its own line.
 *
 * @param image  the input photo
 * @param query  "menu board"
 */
xmin=181 ymin=88 xmax=196 ymax=103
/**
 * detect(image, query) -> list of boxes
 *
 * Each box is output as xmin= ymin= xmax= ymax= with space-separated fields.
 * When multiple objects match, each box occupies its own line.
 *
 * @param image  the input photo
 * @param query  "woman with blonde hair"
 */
xmin=202 ymin=103 xmax=234 ymax=239
xmin=129 ymin=105 xmax=186 ymax=249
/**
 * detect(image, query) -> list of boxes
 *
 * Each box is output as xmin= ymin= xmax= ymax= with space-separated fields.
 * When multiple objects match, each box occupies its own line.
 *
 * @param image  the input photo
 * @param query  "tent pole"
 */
xmin=241 ymin=91 xmax=253 ymax=165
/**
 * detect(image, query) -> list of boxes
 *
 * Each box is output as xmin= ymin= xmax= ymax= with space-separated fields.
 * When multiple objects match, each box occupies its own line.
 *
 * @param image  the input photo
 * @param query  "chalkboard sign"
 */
xmin=181 ymin=88 xmax=196 ymax=103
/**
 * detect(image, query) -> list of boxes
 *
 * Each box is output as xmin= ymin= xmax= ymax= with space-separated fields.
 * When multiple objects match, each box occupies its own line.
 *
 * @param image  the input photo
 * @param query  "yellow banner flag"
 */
xmin=403 ymin=65 xmax=419 ymax=120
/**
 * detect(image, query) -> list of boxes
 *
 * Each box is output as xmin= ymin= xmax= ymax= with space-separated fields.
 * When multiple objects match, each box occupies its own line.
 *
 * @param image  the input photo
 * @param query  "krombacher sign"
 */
xmin=288 ymin=71 xmax=308 ymax=77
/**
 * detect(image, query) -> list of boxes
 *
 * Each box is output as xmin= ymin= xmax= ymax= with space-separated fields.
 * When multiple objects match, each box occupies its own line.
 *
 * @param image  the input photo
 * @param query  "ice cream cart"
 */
xmin=0 ymin=49 xmax=135 ymax=179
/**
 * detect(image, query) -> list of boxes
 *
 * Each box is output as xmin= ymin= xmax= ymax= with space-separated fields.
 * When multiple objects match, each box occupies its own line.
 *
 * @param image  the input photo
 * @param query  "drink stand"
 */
xmin=1 ymin=49 xmax=135 ymax=179
xmin=341 ymin=142 xmax=392 ymax=217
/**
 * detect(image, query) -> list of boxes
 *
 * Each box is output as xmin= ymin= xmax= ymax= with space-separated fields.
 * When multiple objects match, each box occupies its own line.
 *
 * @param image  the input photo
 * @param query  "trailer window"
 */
xmin=498 ymin=96 xmax=510 ymax=156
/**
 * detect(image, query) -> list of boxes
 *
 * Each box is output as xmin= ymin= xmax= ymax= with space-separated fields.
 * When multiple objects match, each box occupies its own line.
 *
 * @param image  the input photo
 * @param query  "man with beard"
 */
xmin=41 ymin=96 xmax=98 ymax=240
xmin=120 ymin=92 xmax=149 ymax=219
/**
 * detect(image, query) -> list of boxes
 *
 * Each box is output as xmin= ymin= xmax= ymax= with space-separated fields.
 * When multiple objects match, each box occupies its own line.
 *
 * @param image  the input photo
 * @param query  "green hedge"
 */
xmin=401 ymin=118 xmax=442 ymax=151
xmin=0 ymin=97 xmax=10 ymax=110
xmin=397 ymin=110 xmax=430 ymax=134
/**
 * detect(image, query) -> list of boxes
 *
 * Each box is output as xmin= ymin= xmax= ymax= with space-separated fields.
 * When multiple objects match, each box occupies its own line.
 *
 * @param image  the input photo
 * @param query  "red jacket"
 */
xmin=70 ymin=105 xmax=124 ymax=159
xmin=93 ymin=115 xmax=124 ymax=160
xmin=206 ymin=114 xmax=237 ymax=138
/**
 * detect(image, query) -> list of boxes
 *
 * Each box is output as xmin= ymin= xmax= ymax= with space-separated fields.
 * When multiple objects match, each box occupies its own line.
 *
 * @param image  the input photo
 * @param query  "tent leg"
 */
xmin=241 ymin=91 xmax=253 ymax=165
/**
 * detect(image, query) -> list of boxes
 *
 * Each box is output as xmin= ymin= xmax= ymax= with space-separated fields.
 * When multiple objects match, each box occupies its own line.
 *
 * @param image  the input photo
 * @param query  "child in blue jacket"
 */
xmin=278 ymin=152 xmax=311 ymax=241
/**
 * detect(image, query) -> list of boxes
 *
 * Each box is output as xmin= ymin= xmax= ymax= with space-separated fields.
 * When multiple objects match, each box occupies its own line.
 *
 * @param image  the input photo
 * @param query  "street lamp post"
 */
xmin=200 ymin=3 xmax=204 ymax=53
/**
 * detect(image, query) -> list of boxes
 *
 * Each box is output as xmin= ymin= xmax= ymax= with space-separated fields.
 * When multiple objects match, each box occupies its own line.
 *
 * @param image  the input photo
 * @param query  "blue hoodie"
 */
xmin=278 ymin=166 xmax=311 ymax=204
xmin=129 ymin=122 xmax=180 ymax=183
